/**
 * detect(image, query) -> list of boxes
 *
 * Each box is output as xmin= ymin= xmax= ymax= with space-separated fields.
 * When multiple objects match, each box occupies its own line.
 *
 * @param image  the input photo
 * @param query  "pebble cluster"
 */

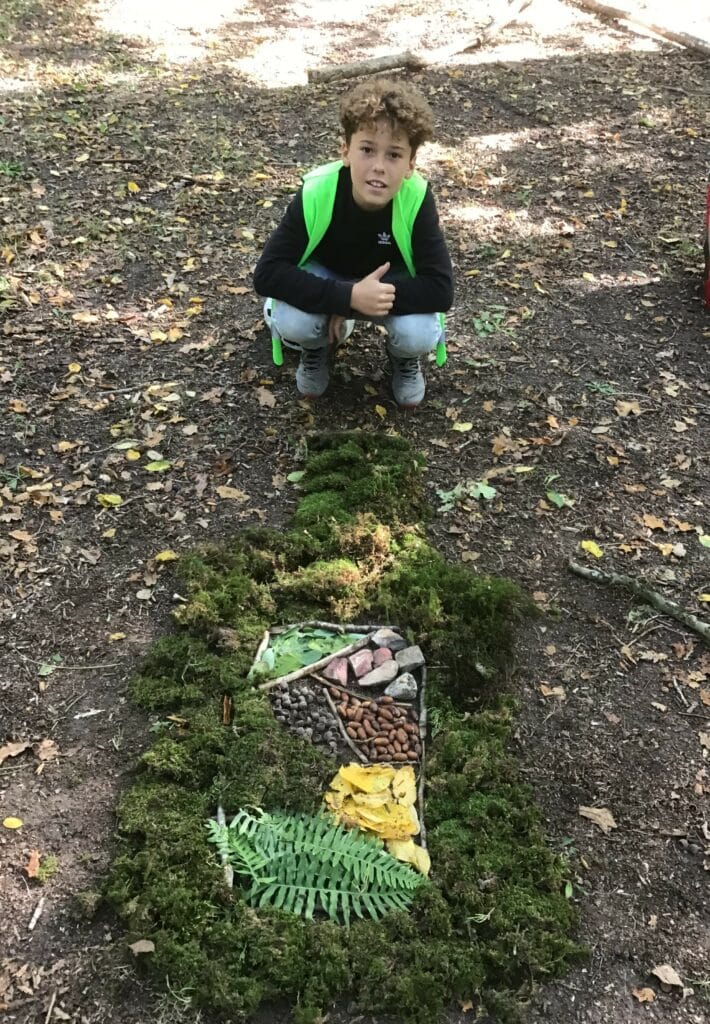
xmin=330 ymin=688 xmax=421 ymax=763
xmin=270 ymin=682 xmax=340 ymax=756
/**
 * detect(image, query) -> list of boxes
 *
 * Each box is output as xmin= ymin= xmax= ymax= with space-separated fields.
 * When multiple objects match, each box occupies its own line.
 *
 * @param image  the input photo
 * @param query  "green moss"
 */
xmin=107 ymin=431 xmax=582 ymax=1023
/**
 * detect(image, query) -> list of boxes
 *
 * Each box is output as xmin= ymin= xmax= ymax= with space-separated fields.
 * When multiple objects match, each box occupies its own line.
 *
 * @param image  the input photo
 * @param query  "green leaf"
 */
xmin=287 ymin=470 xmax=305 ymax=483
xmin=699 ymin=534 xmax=710 ymax=548
xmin=468 ymin=481 xmax=497 ymax=501
xmin=546 ymin=489 xmax=574 ymax=509
xmin=145 ymin=460 xmax=172 ymax=473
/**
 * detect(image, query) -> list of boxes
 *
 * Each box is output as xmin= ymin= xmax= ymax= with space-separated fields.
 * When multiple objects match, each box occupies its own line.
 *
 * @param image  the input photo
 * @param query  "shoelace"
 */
xmin=302 ymin=347 xmax=327 ymax=371
xmin=396 ymin=357 xmax=420 ymax=380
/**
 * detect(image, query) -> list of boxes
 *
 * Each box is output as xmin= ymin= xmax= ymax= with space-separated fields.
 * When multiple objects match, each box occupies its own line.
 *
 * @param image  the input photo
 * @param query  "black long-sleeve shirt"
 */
xmin=253 ymin=165 xmax=453 ymax=318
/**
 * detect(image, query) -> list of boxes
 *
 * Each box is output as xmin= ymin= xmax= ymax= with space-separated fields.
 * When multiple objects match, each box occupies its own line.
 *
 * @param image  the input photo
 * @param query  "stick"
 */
xmin=253 ymin=629 xmax=270 ymax=664
xmin=308 ymin=51 xmax=426 ymax=85
xmin=258 ymin=634 xmax=374 ymax=691
xmin=417 ymin=665 xmax=428 ymax=851
xmin=28 ymin=896 xmax=45 ymax=931
xmin=44 ymin=989 xmax=57 ymax=1024
xmin=311 ymin=673 xmax=411 ymax=708
xmin=321 ymin=687 xmax=369 ymax=764
xmin=568 ymin=0 xmax=710 ymax=57
xmin=216 ymin=804 xmax=234 ymax=889
xmin=307 ymin=0 xmax=532 ymax=83
xmin=568 ymin=560 xmax=710 ymax=644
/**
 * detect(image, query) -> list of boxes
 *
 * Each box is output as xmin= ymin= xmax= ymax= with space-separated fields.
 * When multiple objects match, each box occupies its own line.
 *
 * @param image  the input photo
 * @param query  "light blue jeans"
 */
xmin=270 ymin=263 xmax=442 ymax=359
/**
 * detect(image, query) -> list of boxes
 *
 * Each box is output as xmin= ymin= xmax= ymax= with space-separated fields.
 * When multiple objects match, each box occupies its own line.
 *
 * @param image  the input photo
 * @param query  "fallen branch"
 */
xmin=216 ymin=804 xmax=234 ymax=889
xmin=307 ymin=0 xmax=532 ymax=84
xmin=568 ymin=0 xmax=710 ymax=57
xmin=320 ymin=684 xmax=369 ymax=764
xmin=568 ymin=560 xmax=710 ymax=644
xmin=417 ymin=664 xmax=428 ymax=852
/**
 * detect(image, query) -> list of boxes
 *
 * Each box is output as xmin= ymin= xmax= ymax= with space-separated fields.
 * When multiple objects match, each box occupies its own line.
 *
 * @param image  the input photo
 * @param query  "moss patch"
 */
xmin=107 ymin=431 xmax=582 ymax=1022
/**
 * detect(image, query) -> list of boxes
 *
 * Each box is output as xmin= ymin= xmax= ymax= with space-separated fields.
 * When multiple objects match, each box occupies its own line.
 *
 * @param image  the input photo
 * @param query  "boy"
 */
xmin=253 ymin=78 xmax=453 ymax=409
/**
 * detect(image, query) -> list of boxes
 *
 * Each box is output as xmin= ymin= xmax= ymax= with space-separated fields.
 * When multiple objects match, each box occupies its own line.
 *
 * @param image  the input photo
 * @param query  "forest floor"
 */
xmin=0 ymin=1 xmax=709 ymax=1023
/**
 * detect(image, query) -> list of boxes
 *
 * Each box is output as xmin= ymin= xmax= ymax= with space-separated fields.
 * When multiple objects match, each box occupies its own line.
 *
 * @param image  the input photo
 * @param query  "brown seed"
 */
xmin=373 ymin=736 xmax=389 ymax=748
xmin=413 ymin=741 xmax=422 ymax=755
xmin=346 ymin=725 xmax=358 ymax=739
xmin=352 ymin=707 xmax=363 ymax=722
xmin=355 ymin=725 xmax=367 ymax=740
xmin=396 ymin=728 xmax=408 ymax=745
xmin=351 ymin=698 xmax=361 ymax=708
xmin=337 ymin=702 xmax=347 ymax=717
xmin=329 ymin=687 xmax=340 ymax=699
xmin=406 ymin=750 xmax=418 ymax=761
xmin=408 ymin=707 xmax=418 ymax=721
xmin=379 ymin=707 xmax=393 ymax=722
xmin=403 ymin=722 xmax=416 ymax=734
xmin=392 ymin=740 xmax=402 ymax=753
xmin=362 ymin=718 xmax=375 ymax=737
xmin=393 ymin=752 xmax=408 ymax=762
xmin=362 ymin=700 xmax=374 ymax=709
xmin=380 ymin=695 xmax=394 ymax=704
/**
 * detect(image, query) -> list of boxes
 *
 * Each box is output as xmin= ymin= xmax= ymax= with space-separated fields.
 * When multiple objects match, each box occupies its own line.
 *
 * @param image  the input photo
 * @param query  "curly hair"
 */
xmin=339 ymin=78 xmax=435 ymax=153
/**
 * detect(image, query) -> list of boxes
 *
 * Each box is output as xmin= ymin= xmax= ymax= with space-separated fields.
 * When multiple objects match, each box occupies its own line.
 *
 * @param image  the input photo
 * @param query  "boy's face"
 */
xmin=341 ymin=120 xmax=415 ymax=212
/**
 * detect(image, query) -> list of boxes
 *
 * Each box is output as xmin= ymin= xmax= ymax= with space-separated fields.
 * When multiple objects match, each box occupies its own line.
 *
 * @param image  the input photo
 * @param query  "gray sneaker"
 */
xmin=296 ymin=346 xmax=330 ymax=398
xmin=391 ymin=356 xmax=425 ymax=408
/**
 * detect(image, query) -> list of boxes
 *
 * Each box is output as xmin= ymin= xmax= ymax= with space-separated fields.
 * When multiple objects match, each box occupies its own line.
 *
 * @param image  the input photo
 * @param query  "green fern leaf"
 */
xmin=207 ymin=808 xmax=425 ymax=926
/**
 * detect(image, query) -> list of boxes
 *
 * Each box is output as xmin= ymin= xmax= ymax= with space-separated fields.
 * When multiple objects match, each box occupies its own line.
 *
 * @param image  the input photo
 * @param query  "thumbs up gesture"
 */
xmin=350 ymin=262 xmax=395 ymax=317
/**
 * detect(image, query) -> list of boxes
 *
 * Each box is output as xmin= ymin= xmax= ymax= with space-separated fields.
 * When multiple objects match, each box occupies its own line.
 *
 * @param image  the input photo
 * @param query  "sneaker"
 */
xmin=296 ymin=346 xmax=330 ymax=398
xmin=390 ymin=356 xmax=425 ymax=408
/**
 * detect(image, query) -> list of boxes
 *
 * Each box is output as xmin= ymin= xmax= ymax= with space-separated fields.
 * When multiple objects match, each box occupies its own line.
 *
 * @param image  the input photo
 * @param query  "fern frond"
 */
xmin=207 ymin=808 xmax=425 ymax=925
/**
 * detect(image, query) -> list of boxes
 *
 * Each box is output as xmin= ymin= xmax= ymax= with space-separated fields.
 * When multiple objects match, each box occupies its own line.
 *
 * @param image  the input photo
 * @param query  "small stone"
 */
xmin=372 ymin=647 xmax=393 ymax=667
xmin=322 ymin=657 xmax=349 ymax=685
xmin=371 ymin=628 xmax=407 ymax=651
xmin=395 ymin=645 xmax=425 ymax=673
xmin=385 ymin=672 xmax=418 ymax=701
xmin=349 ymin=648 xmax=373 ymax=678
xmin=359 ymin=660 xmax=399 ymax=688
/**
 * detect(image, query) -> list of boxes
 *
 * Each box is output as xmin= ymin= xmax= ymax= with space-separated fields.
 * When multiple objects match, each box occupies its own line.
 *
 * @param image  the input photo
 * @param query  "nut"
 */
xmin=392 ymin=752 xmax=408 ymax=762
xmin=346 ymin=725 xmax=358 ymax=740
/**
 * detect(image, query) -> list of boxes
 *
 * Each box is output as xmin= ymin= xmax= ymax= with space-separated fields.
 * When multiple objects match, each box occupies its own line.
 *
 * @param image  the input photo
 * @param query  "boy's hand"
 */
xmin=328 ymin=315 xmax=346 ymax=346
xmin=350 ymin=262 xmax=395 ymax=318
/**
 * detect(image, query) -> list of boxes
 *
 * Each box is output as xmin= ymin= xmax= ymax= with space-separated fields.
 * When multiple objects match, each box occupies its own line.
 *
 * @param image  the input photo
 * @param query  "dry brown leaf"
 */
xmin=36 ymin=739 xmax=59 ymax=762
xmin=651 ymin=964 xmax=682 ymax=988
xmin=615 ymin=400 xmax=641 ymax=417
xmin=25 ymin=849 xmax=41 ymax=878
xmin=128 ymin=939 xmax=155 ymax=955
xmin=578 ymin=806 xmax=617 ymax=833
xmin=642 ymin=514 xmax=666 ymax=531
xmin=632 ymin=986 xmax=655 ymax=1003
xmin=215 ymin=485 xmax=249 ymax=502
xmin=540 ymin=683 xmax=566 ymax=700
xmin=255 ymin=386 xmax=276 ymax=408
xmin=0 ymin=740 xmax=32 ymax=765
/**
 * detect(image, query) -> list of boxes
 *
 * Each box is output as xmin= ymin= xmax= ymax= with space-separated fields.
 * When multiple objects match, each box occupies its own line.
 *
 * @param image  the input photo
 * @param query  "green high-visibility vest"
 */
xmin=298 ymin=159 xmax=428 ymax=277
xmin=270 ymin=160 xmax=446 ymax=367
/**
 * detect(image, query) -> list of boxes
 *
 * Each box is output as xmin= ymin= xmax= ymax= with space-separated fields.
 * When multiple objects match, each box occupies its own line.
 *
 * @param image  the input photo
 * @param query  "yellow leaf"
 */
xmin=167 ymin=327 xmax=183 ymax=342
xmin=125 ymin=449 xmax=141 ymax=461
xmin=3 ymin=817 xmax=23 ymax=829
xmin=578 ymin=805 xmax=617 ymax=833
xmin=67 ymin=362 xmax=81 ymax=373
xmin=464 ymin=269 xmax=479 ymax=277
xmin=391 ymin=767 xmax=417 ymax=805
xmin=72 ymin=311 xmax=99 ymax=324
xmin=127 ymin=181 xmax=140 ymax=193
xmin=102 ymin=527 xmax=116 ymax=539
xmin=386 ymin=838 xmax=431 ymax=876
xmin=452 ymin=422 xmax=473 ymax=432
xmin=215 ymin=485 xmax=248 ymax=502
xmin=374 ymin=404 xmax=387 ymax=419
xmin=338 ymin=764 xmax=394 ymax=794
xmin=154 ymin=549 xmax=178 ymax=562
xmin=108 ymin=632 xmax=126 ymax=642
xmin=582 ymin=272 xmax=596 ymax=281
xmin=698 ymin=594 xmax=710 ymax=603
xmin=75 ymin=152 xmax=89 ymax=163
xmin=97 ymin=493 xmax=123 ymax=507
xmin=602 ymin=240 xmax=618 ymax=248
xmin=580 ymin=540 xmax=604 ymax=558
xmin=150 ymin=330 xmax=167 ymax=342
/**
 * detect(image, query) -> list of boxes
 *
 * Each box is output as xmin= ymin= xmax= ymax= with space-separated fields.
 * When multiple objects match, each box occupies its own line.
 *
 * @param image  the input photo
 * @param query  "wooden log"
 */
xmin=308 ymin=51 xmax=426 ymax=85
xmin=568 ymin=0 xmax=710 ymax=57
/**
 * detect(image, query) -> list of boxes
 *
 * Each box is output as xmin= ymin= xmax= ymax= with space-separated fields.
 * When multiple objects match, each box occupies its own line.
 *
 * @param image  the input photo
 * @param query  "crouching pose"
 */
xmin=253 ymin=77 xmax=453 ymax=408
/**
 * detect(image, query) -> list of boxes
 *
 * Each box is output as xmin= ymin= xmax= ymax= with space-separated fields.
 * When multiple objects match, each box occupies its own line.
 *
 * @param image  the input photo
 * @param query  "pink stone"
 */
xmin=372 ymin=647 xmax=393 ymax=667
xmin=349 ymin=648 xmax=374 ymax=678
xmin=322 ymin=657 xmax=348 ymax=685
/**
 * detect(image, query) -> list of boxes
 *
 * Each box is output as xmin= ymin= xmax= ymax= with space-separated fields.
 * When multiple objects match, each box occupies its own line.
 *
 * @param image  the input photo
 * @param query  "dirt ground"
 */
xmin=1 ymin=1 xmax=709 ymax=1022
